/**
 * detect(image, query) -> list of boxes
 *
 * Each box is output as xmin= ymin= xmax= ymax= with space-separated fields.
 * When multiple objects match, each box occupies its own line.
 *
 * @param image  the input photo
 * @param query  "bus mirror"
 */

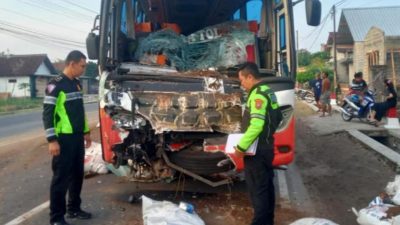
xmin=86 ymin=32 xmax=99 ymax=60
xmin=305 ymin=0 xmax=321 ymax=26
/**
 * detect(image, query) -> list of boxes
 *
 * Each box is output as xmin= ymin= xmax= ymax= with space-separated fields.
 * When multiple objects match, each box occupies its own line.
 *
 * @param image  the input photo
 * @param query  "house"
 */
xmin=324 ymin=6 xmax=400 ymax=88
xmin=0 ymin=54 xmax=57 ymax=98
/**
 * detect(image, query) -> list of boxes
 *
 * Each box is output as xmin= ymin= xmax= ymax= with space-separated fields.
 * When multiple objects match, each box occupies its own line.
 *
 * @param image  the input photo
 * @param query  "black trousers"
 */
xmin=244 ymin=150 xmax=275 ymax=225
xmin=50 ymin=133 xmax=85 ymax=223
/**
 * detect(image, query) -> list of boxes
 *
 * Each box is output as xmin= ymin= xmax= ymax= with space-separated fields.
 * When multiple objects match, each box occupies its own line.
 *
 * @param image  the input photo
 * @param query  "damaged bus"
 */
xmin=86 ymin=0 xmax=321 ymax=187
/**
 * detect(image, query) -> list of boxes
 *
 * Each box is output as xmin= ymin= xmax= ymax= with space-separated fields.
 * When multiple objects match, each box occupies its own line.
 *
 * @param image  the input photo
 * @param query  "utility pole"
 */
xmin=332 ymin=5 xmax=339 ymax=98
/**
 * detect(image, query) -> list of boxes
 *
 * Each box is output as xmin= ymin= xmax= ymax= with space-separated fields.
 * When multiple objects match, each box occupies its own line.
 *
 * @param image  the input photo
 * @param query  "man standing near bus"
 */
xmin=235 ymin=62 xmax=282 ymax=225
xmin=320 ymin=72 xmax=332 ymax=117
xmin=43 ymin=50 xmax=92 ymax=225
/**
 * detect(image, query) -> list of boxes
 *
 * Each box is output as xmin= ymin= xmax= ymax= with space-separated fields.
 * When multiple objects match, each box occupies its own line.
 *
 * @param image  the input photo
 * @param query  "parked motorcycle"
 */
xmin=340 ymin=90 xmax=375 ymax=121
xmin=296 ymin=89 xmax=314 ymax=103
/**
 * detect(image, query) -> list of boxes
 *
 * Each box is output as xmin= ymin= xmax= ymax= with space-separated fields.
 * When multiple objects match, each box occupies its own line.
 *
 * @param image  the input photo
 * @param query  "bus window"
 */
xmin=246 ymin=0 xmax=262 ymax=22
xmin=233 ymin=9 xmax=240 ymax=20
xmin=121 ymin=1 xmax=127 ymax=34
xmin=279 ymin=15 xmax=286 ymax=50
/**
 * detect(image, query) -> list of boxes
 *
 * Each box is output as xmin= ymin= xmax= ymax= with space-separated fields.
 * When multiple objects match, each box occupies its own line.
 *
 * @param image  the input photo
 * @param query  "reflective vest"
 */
xmin=42 ymin=74 xmax=89 ymax=142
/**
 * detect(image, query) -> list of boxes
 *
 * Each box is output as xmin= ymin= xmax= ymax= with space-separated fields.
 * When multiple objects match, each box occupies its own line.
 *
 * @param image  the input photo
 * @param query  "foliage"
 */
xmin=311 ymin=51 xmax=330 ymax=61
xmin=0 ymin=98 xmax=42 ymax=112
xmin=296 ymin=50 xmax=333 ymax=84
xmin=298 ymin=49 xmax=312 ymax=67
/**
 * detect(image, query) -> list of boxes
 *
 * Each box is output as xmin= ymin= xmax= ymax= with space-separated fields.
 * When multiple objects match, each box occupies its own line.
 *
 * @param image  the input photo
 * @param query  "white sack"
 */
xmin=142 ymin=195 xmax=205 ymax=225
xmin=289 ymin=218 xmax=338 ymax=225
xmin=84 ymin=141 xmax=108 ymax=174
xmin=356 ymin=206 xmax=391 ymax=225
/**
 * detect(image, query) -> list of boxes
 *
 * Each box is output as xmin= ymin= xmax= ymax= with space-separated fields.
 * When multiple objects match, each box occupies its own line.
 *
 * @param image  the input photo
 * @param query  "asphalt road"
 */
xmin=0 ymin=103 xmax=98 ymax=139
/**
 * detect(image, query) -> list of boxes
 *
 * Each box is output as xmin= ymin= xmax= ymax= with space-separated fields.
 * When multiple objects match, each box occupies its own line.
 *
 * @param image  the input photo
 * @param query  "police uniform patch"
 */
xmin=255 ymin=99 xmax=264 ymax=109
xmin=46 ymin=84 xmax=56 ymax=93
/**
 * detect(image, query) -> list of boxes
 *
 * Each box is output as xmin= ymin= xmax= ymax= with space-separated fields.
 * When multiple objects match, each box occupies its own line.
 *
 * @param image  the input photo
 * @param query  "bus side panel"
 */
xmin=272 ymin=116 xmax=295 ymax=166
xmin=100 ymin=108 xmax=121 ymax=162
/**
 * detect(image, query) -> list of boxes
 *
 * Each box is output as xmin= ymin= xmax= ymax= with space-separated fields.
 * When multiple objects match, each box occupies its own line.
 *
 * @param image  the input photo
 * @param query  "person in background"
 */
xmin=320 ymin=72 xmax=332 ymax=117
xmin=310 ymin=73 xmax=322 ymax=111
xmin=349 ymin=72 xmax=368 ymax=96
xmin=43 ymin=50 xmax=92 ymax=225
xmin=234 ymin=62 xmax=282 ymax=225
xmin=369 ymin=79 xmax=397 ymax=126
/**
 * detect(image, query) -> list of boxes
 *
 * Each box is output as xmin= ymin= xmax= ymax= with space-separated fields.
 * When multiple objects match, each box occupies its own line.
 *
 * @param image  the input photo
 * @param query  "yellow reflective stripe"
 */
xmin=55 ymin=91 xmax=73 ymax=134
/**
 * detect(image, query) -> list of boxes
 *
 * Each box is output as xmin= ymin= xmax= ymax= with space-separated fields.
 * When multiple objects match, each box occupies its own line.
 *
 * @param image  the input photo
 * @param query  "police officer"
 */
xmin=234 ymin=62 xmax=281 ymax=225
xmin=43 ymin=50 xmax=92 ymax=225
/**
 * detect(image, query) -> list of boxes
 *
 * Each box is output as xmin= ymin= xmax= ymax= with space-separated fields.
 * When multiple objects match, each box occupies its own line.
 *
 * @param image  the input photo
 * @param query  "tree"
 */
xmin=18 ymin=82 xmax=30 ymax=97
xmin=298 ymin=49 xmax=312 ymax=67
xmin=296 ymin=51 xmax=333 ymax=85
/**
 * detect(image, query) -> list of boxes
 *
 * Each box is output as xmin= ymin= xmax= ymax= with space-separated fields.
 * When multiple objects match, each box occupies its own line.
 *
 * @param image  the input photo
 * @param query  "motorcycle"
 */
xmin=340 ymin=90 xmax=375 ymax=122
xmin=296 ymin=89 xmax=315 ymax=103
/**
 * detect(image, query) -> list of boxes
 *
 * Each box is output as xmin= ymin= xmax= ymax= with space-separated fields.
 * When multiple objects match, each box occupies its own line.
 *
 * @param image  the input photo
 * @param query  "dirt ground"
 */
xmin=294 ymin=101 xmax=396 ymax=224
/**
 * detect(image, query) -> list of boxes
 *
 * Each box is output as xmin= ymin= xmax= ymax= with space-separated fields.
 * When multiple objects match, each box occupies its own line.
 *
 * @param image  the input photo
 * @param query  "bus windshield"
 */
xmin=99 ymin=0 xmax=292 ymax=77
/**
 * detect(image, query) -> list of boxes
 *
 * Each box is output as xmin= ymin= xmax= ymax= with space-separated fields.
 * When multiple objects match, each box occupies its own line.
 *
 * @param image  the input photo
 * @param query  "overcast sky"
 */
xmin=0 ymin=0 xmax=399 ymax=61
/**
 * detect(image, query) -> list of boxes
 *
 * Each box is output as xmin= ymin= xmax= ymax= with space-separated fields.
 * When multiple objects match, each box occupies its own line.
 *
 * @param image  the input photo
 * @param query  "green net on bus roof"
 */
xmin=134 ymin=21 xmax=255 ymax=71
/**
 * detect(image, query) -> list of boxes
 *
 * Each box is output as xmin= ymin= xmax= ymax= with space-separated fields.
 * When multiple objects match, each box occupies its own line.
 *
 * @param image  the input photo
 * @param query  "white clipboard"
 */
xmin=225 ymin=133 xmax=258 ymax=155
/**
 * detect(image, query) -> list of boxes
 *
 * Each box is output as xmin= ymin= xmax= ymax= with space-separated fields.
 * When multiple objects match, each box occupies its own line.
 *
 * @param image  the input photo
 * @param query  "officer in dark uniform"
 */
xmin=43 ymin=50 xmax=92 ymax=225
xmin=235 ymin=62 xmax=282 ymax=225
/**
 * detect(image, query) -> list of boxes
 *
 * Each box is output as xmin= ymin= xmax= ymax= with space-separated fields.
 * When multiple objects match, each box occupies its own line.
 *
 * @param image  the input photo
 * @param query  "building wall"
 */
xmin=35 ymin=62 xmax=52 ymax=75
xmin=0 ymin=76 xmax=30 ymax=97
xmin=363 ymin=28 xmax=386 ymax=83
xmin=353 ymin=42 xmax=365 ymax=83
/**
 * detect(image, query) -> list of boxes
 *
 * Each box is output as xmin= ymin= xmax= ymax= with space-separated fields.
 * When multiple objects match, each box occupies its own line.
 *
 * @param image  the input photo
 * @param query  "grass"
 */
xmin=0 ymin=98 xmax=43 ymax=113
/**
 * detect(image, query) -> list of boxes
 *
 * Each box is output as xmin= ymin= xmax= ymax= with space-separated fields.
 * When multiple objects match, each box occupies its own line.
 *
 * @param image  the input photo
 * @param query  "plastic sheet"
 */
xmin=135 ymin=20 xmax=255 ymax=71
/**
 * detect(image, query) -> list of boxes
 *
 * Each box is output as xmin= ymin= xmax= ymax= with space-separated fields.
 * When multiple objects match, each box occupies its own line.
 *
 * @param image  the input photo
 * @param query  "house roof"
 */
xmin=0 ymin=54 xmax=57 ymax=77
xmin=339 ymin=6 xmax=400 ymax=42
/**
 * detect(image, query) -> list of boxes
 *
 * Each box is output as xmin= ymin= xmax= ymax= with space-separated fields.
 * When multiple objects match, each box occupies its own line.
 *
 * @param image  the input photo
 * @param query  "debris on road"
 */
xmin=84 ymin=141 xmax=108 ymax=175
xmin=354 ymin=175 xmax=400 ymax=225
xmin=142 ymin=195 xmax=205 ymax=225
xmin=289 ymin=218 xmax=339 ymax=225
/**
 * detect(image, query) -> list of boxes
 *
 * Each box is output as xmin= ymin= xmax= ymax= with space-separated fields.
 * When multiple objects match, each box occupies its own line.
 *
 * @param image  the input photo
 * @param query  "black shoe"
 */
xmin=50 ymin=221 xmax=70 ymax=225
xmin=66 ymin=209 xmax=92 ymax=220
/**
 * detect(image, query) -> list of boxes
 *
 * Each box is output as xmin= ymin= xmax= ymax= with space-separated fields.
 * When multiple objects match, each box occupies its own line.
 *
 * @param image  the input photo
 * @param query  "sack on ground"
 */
xmin=289 ymin=218 xmax=338 ymax=225
xmin=355 ymin=205 xmax=400 ymax=225
xmin=84 ymin=141 xmax=108 ymax=174
xmin=142 ymin=195 xmax=205 ymax=225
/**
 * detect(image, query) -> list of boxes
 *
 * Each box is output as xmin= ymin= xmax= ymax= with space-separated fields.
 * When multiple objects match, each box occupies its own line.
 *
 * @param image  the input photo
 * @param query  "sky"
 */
xmin=0 ymin=0 xmax=399 ymax=61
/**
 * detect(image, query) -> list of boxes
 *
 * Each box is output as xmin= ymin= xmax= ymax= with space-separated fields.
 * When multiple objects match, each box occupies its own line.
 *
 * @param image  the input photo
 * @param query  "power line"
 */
xmin=307 ymin=11 xmax=330 ymax=50
xmin=0 ymin=28 xmax=78 ymax=50
xmin=18 ymin=0 xmax=92 ymax=24
xmin=34 ymin=0 xmax=94 ymax=20
xmin=0 ymin=20 xmax=85 ymax=47
xmin=302 ymin=12 xmax=330 ymax=40
xmin=0 ymin=8 xmax=87 ymax=34
xmin=60 ymin=0 xmax=99 ymax=14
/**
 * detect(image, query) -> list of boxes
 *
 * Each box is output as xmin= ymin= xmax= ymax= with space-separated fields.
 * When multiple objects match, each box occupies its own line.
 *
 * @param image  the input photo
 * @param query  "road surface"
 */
xmin=0 ymin=100 xmax=396 ymax=225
